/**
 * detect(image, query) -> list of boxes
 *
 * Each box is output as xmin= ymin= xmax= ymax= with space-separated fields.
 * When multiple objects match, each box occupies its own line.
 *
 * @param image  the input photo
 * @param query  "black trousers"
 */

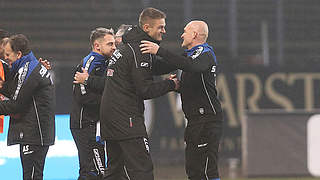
xmin=71 ymin=123 xmax=106 ymax=180
xmin=20 ymin=144 xmax=49 ymax=180
xmin=104 ymin=137 xmax=154 ymax=180
xmin=184 ymin=115 xmax=223 ymax=180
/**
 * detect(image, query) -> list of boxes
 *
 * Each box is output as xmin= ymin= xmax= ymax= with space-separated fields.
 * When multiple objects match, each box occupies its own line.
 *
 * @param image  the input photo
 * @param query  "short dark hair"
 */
xmin=139 ymin=7 xmax=166 ymax=28
xmin=8 ymin=34 xmax=31 ymax=56
xmin=0 ymin=29 xmax=9 ymax=40
xmin=90 ymin=27 xmax=114 ymax=49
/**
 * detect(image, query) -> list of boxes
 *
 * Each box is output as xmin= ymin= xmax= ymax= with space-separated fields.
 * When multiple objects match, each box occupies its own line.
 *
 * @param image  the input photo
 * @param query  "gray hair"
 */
xmin=90 ymin=27 xmax=114 ymax=49
xmin=115 ymin=24 xmax=132 ymax=37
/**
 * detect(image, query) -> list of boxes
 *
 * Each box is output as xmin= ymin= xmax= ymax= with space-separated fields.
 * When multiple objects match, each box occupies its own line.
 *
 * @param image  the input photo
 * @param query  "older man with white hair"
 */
xmin=140 ymin=20 xmax=223 ymax=180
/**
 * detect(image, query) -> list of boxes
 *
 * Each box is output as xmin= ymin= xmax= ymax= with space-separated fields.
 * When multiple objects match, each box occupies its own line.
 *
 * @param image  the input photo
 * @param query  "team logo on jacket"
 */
xmin=107 ymin=69 xmax=114 ymax=76
xmin=140 ymin=62 xmax=149 ymax=68
xmin=191 ymin=46 xmax=204 ymax=59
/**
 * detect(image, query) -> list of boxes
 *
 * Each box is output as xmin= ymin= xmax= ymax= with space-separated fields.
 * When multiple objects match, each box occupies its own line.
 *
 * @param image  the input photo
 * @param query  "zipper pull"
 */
xmin=129 ymin=117 xmax=133 ymax=127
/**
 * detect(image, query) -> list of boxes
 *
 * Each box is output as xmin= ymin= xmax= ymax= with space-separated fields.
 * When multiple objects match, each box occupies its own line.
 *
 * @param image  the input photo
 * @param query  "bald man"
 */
xmin=140 ymin=21 xmax=223 ymax=180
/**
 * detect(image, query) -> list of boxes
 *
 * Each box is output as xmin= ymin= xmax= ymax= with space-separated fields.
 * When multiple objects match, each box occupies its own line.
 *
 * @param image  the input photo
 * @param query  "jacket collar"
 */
xmin=122 ymin=26 xmax=160 ymax=45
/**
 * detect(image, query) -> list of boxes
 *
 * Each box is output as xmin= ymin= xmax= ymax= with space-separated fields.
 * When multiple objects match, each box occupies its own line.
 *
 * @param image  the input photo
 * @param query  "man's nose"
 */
xmin=162 ymin=28 xmax=166 ymax=34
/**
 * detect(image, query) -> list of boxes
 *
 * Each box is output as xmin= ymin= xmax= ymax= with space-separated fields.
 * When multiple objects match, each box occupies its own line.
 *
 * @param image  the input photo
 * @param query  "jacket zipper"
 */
xmin=129 ymin=117 xmax=133 ymax=127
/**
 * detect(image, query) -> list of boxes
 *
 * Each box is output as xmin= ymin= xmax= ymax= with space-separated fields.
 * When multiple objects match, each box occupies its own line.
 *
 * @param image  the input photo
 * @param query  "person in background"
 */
xmin=70 ymin=27 xmax=116 ymax=180
xmin=1 ymin=34 xmax=55 ymax=180
xmin=0 ymin=29 xmax=51 ymax=134
xmin=115 ymin=24 xmax=132 ymax=47
xmin=0 ymin=29 xmax=10 ymax=134
xmin=140 ymin=20 xmax=223 ymax=180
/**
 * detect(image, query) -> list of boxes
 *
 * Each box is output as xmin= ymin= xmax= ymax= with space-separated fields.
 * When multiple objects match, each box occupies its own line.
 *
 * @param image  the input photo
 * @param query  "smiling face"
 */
xmin=181 ymin=23 xmax=195 ymax=49
xmin=145 ymin=18 xmax=166 ymax=41
xmin=94 ymin=34 xmax=116 ymax=58
xmin=4 ymin=42 xmax=21 ymax=65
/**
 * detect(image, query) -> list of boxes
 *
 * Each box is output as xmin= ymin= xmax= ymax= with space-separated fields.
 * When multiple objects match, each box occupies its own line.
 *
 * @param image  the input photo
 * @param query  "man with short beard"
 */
xmin=71 ymin=27 xmax=116 ymax=180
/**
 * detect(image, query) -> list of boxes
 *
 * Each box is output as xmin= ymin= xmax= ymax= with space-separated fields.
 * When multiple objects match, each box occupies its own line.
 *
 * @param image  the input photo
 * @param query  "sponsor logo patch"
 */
xmin=22 ymin=144 xmax=34 ymax=155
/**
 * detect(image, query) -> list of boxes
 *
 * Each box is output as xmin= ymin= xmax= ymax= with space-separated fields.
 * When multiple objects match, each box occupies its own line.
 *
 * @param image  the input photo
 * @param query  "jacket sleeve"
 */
xmin=73 ymin=65 xmax=103 ymax=106
xmin=0 ymin=81 xmax=12 ymax=98
xmin=152 ymin=56 xmax=178 ymax=75
xmin=130 ymin=46 xmax=175 ymax=100
xmin=0 ymin=70 xmax=40 ymax=115
xmin=86 ymin=75 xmax=105 ymax=94
xmin=0 ymin=62 xmax=13 ymax=97
xmin=157 ymin=47 xmax=213 ymax=72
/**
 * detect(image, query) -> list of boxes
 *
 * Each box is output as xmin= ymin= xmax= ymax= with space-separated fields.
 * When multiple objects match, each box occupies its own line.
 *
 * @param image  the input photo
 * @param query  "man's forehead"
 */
xmin=150 ymin=18 xmax=166 ymax=26
xmin=185 ymin=24 xmax=193 ymax=31
xmin=4 ymin=43 xmax=11 ymax=50
xmin=103 ymin=34 xmax=115 ymax=41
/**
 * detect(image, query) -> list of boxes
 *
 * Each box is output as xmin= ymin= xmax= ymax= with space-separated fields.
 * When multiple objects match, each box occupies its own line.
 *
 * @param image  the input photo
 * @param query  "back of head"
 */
xmin=139 ymin=7 xmax=166 ymax=27
xmin=0 ymin=29 xmax=9 ymax=40
xmin=115 ymin=24 xmax=132 ymax=37
xmin=8 ymin=34 xmax=31 ymax=56
xmin=90 ymin=27 xmax=114 ymax=49
xmin=189 ymin=20 xmax=209 ymax=42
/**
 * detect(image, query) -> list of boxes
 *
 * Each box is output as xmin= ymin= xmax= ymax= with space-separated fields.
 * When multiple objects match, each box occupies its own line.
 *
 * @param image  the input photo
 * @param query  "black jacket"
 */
xmin=0 ymin=53 xmax=55 ymax=146
xmin=70 ymin=52 xmax=107 ymax=129
xmin=157 ymin=45 xmax=223 ymax=123
xmin=100 ymin=26 xmax=176 ymax=140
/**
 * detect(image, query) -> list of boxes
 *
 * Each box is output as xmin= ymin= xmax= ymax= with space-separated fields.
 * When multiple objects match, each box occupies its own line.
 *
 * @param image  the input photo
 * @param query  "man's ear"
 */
xmin=193 ymin=31 xmax=198 ymax=40
xmin=94 ymin=42 xmax=100 ymax=51
xmin=17 ymin=51 xmax=22 ymax=59
xmin=143 ymin=24 xmax=150 ymax=33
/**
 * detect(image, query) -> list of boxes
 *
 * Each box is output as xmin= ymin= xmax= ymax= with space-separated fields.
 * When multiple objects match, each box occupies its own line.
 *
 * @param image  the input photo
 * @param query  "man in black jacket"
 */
xmin=1 ymin=34 xmax=55 ymax=180
xmin=140 ymin=20 xmax=223 ymax=180
xmin=100 ymin=8 xmax=179 ymax=180
xmin=71 ymin=27 xmax=117 ymax=180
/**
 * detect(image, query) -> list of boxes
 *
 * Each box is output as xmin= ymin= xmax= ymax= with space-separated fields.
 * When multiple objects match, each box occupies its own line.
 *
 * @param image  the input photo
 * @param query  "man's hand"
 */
xmin=166 ymin=74 xmax=180 ymax=90
xmin=38 ymin=58 xmax=51 ymax=70
xmin=140 ymin=40 xmax=159 ymax=55
xmin=73 ymin=68 xmax=89 ymax=84
xmin=0 ymin=79 xmax=4 ymax=89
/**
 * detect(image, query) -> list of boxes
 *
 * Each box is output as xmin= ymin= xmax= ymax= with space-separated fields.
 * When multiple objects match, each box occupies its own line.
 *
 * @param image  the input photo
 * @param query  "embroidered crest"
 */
xmin=107 ymin=69 xmax=114 ymax=77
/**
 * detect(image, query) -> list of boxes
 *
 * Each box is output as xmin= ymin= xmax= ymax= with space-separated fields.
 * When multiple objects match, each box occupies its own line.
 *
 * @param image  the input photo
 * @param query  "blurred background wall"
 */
xmin=1 ymin=0 xmax=320 ymax=179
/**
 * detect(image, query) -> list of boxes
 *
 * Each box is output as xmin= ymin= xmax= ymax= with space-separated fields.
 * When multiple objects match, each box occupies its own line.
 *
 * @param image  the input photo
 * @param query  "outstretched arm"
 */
xmin=140 ymin=40 xmax=212 ymax=72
